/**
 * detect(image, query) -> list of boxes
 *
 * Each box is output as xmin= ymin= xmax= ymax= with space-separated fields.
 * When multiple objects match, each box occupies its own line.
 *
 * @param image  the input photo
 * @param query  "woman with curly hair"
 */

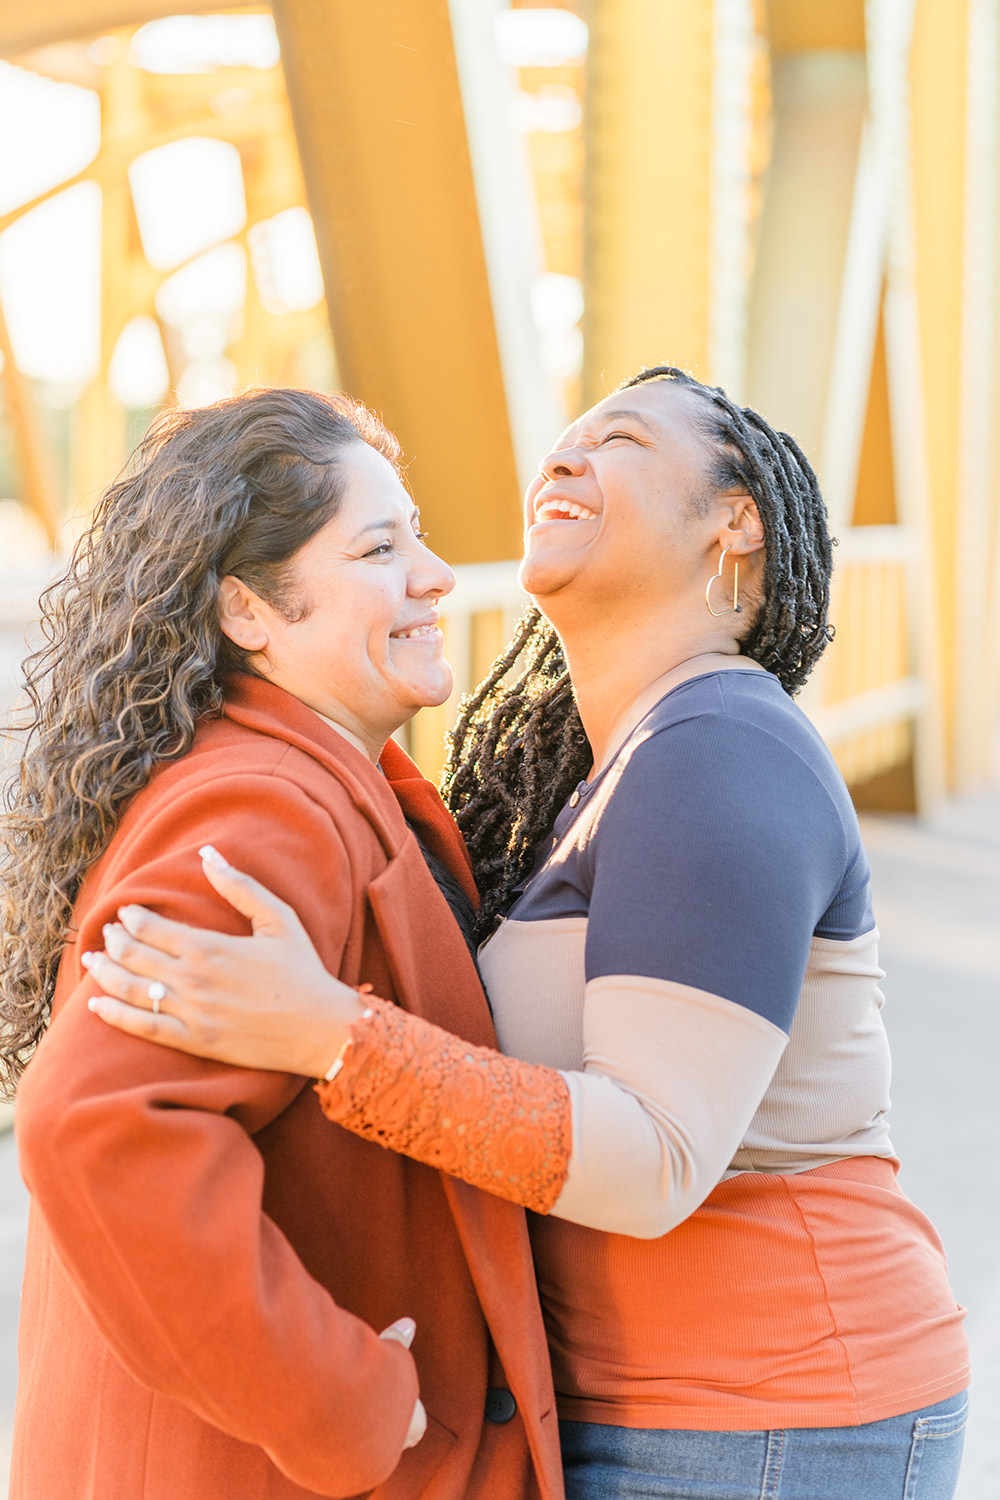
xmin=1 ymin=387 xmax=563 ymax=1500
xmin=18 ymin=370 xmax=970 ymax=1499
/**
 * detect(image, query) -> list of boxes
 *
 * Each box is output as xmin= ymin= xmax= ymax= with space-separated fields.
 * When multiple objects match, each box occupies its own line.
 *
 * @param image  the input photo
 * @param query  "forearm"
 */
xmin=551 ymin=978 xmax=786 ymax=1234
xmin=316 ymin=978 xmax=786 ymax=1235
xmin=316 ymin=996 xmax=573 ymax=1214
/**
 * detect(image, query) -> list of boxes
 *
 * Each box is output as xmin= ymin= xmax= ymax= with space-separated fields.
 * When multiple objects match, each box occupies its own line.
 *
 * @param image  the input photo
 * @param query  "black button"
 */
xmin=484 ymin=1386 xmax=517 ymax=1424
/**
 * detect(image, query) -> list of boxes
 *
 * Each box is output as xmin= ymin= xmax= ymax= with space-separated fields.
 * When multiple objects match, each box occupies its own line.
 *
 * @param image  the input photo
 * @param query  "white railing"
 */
xmin=2 ymin=536 xmax=930 ymax=791
xmin=406 ymin=561 xmax=527 ymax=774
xmin=801 ymin=524 xmax=927 ymax=785
xmin=438 ymin=560 xmax=526 ymax=694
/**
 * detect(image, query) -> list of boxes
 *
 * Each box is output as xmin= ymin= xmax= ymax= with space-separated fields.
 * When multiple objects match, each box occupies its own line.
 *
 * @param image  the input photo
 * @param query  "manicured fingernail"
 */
xmin=81 ymin=951 xmax=95 ymax=968
xmin=394 ymin=1317 xmax=416 ymax=1345
xmin=87 ymin=997 xmax=107 ymax=1014
xmin=118 ymin=906 xmax=140 ymax=922
xmin=199 ymin=845 xmax=227 ymax=870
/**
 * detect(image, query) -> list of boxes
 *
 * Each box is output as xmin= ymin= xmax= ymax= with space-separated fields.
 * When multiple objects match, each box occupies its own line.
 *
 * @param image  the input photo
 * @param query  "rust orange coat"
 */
xmin=12 ymin=676 xmax=562 ymax=1500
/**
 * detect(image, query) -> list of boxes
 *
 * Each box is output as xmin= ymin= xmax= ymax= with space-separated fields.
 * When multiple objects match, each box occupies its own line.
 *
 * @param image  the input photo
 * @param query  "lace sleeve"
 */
xmin=314 ymin=996 xmax=572 ymax=1214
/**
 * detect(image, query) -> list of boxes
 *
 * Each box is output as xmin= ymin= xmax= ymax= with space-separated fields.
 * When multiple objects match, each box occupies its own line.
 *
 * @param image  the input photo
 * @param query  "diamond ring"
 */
xmin=148 ymin=981 xmax=167 ymax=1015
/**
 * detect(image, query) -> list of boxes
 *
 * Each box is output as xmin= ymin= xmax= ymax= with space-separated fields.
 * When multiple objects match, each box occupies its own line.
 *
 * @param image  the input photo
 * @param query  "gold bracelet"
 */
xmin=321 ymin=984 xmax=375 ymax=1081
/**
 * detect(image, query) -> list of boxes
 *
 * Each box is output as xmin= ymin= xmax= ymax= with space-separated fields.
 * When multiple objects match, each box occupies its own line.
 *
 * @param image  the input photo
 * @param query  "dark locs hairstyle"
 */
xmin=444 ymin=365 xmax=834 ymax=939
xmin=0 ymin=386 xmax=400 ymax=1095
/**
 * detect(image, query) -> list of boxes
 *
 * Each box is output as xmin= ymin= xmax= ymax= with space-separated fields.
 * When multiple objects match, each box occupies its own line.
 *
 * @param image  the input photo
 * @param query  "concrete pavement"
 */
xmin=0 ymin=778 xmax=996 ymax=1494
xmin=861 ymin=782 xmax=1000 ymax=1500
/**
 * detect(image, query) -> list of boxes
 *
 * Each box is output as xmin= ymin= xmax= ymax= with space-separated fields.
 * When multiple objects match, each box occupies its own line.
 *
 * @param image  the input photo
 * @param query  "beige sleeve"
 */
xmin=551 ymin=975 xmax=787 ymax=1237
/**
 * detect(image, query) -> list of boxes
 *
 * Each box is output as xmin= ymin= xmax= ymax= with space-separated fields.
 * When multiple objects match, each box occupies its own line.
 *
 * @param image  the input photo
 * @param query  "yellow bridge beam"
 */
xmin=582 ymin=0 xmax=715 ymax=402
xmin=909 ymin=0 xmax=1000 ymax=788
xmin=271 ymin=0 xmax=522 ymax=564
xmin=910 ymin=0 xmax=967 ymax=788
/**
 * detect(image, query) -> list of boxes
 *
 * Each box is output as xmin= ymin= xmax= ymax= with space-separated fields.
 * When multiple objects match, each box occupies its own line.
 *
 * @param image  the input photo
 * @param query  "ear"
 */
xmin=718 ymin=494 xmax=765 ymax=558
xmin=218 ymin=575 xmax=271 ymax=653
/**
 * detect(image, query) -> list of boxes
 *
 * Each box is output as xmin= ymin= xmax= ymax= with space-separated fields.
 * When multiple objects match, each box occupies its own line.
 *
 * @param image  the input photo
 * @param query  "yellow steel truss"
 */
xmin=0 ymin=0 xmax=997 ymax=798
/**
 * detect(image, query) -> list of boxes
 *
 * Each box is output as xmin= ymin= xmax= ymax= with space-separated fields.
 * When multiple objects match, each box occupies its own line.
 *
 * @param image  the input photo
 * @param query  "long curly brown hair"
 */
xmin=0 ymin=387 xmax=400 ymax=1096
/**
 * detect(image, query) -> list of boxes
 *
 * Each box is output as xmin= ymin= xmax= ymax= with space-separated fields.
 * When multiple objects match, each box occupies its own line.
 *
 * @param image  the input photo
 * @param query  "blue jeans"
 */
xmin=559 ymin=1391 xmax=968 ymax=1499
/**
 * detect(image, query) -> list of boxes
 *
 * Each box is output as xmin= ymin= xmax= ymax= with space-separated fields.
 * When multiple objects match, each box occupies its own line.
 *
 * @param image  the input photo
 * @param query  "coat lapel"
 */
xmin=365 ymin=848 xmax=496 ymax=1047
xmin=223 ymin=676 xmax=407 ymax=860
xmin=378 ymin=738 xmax=477 ymax=906
xmin=223 ymin=676 xmax=495 ymax=1045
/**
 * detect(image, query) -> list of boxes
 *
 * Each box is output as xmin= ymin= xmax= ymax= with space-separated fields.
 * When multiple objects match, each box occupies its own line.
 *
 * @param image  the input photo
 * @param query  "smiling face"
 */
xmin=219 ymin=441 xmax=455 ymax=760
xmin=519 ymin=379 xmax=725 ymax=616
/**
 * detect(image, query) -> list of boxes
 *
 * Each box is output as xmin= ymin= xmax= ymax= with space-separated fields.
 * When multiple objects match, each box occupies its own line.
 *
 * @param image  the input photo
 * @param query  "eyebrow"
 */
xmin=593 ymin=408 xmax=657 ymax=432
xmin=557 ymin=407 xmax=657 ymax=446
xmin=350 ymin=509 xmax=420 ymax=542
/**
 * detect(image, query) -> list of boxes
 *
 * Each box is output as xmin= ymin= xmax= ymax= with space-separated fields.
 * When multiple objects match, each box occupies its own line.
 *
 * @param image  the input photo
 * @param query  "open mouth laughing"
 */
xmin=532 ymin=497 xmax=599 ymax=524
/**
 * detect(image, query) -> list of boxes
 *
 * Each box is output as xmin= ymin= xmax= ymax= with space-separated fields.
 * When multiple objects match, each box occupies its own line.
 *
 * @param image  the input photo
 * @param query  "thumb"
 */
xmin=198 ymin=846 xmax=305 ymax=940
xmin=378 ymin=1317 xmax=417 ymax=1350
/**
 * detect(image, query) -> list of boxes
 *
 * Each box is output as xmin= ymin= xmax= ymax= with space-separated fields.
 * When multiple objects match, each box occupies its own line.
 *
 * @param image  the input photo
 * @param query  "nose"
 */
xmin=538 ymin=445 xmax=586 ymax=481
xmin=410 ymin=538 xmax=455 ymax=601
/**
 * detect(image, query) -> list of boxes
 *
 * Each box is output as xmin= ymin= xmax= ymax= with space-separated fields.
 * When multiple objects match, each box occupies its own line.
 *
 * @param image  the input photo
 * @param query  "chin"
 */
xmin=413 ymin=668 xmax=454 ymax=710
xmin=518 ymin=550 xmax=573 ymax=597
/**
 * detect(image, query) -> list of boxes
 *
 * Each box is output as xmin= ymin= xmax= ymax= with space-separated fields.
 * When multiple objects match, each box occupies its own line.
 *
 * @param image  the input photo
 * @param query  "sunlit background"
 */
xmin=0 ymin=6 xmax=588 ymax=569
xmin=0 ymin=2 xmax=998 ymax=1493
xmin=1 ymin=0 xmax=997 ymax=802
xmin=0 ymin=4 xmax=598 ymax=777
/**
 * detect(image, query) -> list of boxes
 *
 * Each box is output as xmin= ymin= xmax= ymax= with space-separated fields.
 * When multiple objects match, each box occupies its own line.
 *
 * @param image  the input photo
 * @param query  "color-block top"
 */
xmin=483 ymin=667 xmax=892 ymax=1213
xmin=319 ymin=668 xmax=968 ymax=1431
xmin=476 ymin=668 xmax=967 ymax=1427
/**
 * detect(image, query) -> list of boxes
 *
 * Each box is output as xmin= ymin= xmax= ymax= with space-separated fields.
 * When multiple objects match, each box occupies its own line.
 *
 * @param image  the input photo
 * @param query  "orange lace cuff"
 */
xmin=314 ymin=996 xmax=572 ymax=1215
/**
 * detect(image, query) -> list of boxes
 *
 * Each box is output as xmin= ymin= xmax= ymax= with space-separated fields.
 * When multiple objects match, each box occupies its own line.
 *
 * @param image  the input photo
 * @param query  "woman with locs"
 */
xmin=14 ymin=369 xmax=969 ymax=1500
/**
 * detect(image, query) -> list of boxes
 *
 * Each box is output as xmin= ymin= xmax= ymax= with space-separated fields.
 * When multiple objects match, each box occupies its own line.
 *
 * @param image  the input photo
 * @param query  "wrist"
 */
xmin=319 ymin=983 xmax=375 ymax=1080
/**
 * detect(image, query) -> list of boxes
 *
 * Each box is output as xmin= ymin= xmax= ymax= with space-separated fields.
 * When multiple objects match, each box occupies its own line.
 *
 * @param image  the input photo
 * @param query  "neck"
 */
xmin=249 ymin=656 xmax=391 ymax=765
xmin=554 ymin=604 xmax=742 ymax=775
xmin=313 ymin=708 xmax=386 ymax=765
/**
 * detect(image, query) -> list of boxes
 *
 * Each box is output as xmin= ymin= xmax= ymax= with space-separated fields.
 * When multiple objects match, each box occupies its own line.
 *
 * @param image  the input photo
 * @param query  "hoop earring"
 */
xmin=705 ymin=546 xmax=742 ymax=617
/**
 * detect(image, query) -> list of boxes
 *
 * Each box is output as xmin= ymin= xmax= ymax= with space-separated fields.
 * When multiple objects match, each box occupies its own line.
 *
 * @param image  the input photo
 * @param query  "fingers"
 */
xmin=377 ymin=1321 xmax=424 ymax=1451
xmin=110 ymin=900 xmax=237 ymax=994
xmin=109 ymin=847 xmax=305 ymax=962
xmin=87 ymin=994 xmax=195 ymax=1051
xmin=378 ymin=1317 xmax=416 ymax=1350
xmin=113 ymin=905 xmax=194 ymax=961
xmin=198 ymin=846 xmax=307 ymax=941
xmin=403 ymin=1398 xmax=427 ymax=1450
xmin=81 ymin=942 xmax=172 ymax=1003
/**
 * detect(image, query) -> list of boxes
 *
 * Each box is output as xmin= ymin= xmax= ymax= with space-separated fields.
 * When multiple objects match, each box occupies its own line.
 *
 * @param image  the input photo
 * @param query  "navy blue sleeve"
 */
xmin=584 ymin=714 xmax=851 ymax=1034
